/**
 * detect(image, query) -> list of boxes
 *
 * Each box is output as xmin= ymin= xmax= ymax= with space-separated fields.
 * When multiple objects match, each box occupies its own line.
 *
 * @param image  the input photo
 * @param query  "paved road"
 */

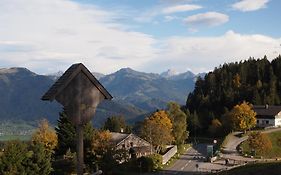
xmin=222 ymin=132 xmax=248 ymax=154
xmin=155 ymin=128 xmax=281 ymax=175
xmin=222 ymin=127 xmax=281 ymax=154
xmin=220 ymin=127 xmax=281 ymax=163
xmin=158 ymin=144 xmax=227 ymax=175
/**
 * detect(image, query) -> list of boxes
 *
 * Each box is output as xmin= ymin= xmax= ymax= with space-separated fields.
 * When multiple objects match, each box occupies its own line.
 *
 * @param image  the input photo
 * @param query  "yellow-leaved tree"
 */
xmin=32 ymin=119 xmax=58 ymax=153
xmin=227 ymin=101 xmax=256 ymax=132
xmin=233 ymin=74 xmax=241 ymax=88
xmin=91 ymin=130 xmax=112 ymax=155
xmin=248 ymin=131 xmax=272 ymax=154
xmin=141 ymin=110 xmax=174 ymax=153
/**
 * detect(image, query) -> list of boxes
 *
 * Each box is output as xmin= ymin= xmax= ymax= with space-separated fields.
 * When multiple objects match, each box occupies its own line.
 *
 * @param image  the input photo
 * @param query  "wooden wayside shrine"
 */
xmin=42 ymin=63 xmax=112 ymax=175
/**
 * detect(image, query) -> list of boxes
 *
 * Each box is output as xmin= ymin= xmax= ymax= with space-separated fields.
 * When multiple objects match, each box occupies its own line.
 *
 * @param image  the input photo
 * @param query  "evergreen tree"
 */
xmin=208 ymin=118 xmax=223 ymax=137
xmin=190 ymin=111 xmax=201 ymax=133
xmin=102 ymin=116 xmax=131 ymax=133
xmin=55 ymin=111 xmax=76 ymax=155
xmin=0 ymin=140 xmax=28 ymax=174
xmin=24 ymin=143 xmax=52 ymax=175
xmin=186 ymin=56 xmax=281 ymax=134
xmin=55 ymin=110 xmax=95 ymax=156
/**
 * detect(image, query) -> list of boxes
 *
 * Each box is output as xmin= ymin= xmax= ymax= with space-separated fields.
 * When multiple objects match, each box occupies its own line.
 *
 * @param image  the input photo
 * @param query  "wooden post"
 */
xmin=76 ymin=124 xmax=84 ymax=175
xmin=41 ymin=64 xmax=113 ymax=175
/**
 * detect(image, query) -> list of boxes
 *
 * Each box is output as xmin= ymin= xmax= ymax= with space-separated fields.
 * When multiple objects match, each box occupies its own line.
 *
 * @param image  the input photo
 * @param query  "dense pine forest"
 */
xmin=186 ymin=55 xmax=281 ymax=134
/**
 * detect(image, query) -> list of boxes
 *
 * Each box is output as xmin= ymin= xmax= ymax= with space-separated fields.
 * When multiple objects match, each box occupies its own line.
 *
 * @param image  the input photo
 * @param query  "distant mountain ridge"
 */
xmin=100 ymin=68 xmax=195 ymax=111
xmin=0 ymin=67 xmax=198 ymax=127
xmin=160 ymin=69 xmax=179 ymax=78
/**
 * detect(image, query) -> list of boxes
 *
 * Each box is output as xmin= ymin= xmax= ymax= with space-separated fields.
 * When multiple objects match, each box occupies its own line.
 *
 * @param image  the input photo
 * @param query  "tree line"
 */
xmin=186 ymin=55 xmax=281 ymax=135
xmin=0 ymin=101 xmax=188 ymax=174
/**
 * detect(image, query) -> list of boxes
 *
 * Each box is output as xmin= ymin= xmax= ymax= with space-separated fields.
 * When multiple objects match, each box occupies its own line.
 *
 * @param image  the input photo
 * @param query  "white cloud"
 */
xmin=0 ymin=0 xmax=280 ymax=76
xmin=184 ymin=12 xmax=229 ymax=27
xmin=188 ymin=28 xmax=198 ymax=33
xmin=140 ymin=31 xmax=281 ymax=74
xmin=162 ymin=4 xmax=202 ymax=14
xmin=164 ymin=15 xmax=180 ymax=22
xmin=135 ymin=3 xmax=201 ymax=23
xmin=232 ymin=0 xmax=269 ymax=12
xmin=0 ymin=0 xmax=158 ymax=74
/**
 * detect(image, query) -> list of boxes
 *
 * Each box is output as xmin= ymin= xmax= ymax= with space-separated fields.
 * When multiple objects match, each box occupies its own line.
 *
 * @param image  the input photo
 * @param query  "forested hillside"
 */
xmin=186 ymin=55 xmax=281 ymax=133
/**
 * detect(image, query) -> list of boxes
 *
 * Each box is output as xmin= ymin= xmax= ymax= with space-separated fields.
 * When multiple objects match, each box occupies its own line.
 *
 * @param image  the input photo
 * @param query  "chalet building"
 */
xmin=110 ymin=132 xmax=153 ymax=158
xmin=253 ymin=105 xmax=281 ymax=128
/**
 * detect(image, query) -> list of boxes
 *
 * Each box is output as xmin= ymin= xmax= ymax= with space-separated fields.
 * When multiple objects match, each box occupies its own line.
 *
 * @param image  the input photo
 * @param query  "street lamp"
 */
xmin=213 ymin=139 xmax=217 ymax=144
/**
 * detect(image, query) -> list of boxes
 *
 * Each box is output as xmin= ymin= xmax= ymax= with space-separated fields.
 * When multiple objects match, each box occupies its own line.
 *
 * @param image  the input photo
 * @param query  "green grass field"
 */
xmin=216 ymin=162 xmax=281 ymax=175
xmin=241 ymin=130 xmax=281 ymax=158
xmin=0 ymin=135 xmax=31 ymax=141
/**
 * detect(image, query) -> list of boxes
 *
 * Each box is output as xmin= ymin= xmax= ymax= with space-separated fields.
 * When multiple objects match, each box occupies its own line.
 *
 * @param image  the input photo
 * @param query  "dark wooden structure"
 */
xmin=42 ymin=63 xmax=112 ymax=175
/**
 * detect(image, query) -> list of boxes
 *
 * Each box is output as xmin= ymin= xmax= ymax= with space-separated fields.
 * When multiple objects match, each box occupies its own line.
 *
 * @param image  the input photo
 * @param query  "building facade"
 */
xmin=253 ymin=105 xmax=281 ymax=128
xmin=110 ymin=132 xmax=153 ymax=158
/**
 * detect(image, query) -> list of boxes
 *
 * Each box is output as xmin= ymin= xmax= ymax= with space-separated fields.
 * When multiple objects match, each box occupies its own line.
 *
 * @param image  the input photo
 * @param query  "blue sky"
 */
xmin=0 ymin=0 xmax=280 ymax=74
xmin=77 ymin=0 xmax=281 ymax=37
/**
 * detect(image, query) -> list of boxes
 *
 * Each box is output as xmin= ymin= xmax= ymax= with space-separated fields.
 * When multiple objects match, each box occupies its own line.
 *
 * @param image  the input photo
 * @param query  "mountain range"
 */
xmin=0 ymin=67 xmax=201 ymax=127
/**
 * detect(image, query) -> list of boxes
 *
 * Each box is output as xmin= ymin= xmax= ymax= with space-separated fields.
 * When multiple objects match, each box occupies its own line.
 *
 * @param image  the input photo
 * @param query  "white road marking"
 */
xmin=180 ymin=160 xmax=191 ymax=170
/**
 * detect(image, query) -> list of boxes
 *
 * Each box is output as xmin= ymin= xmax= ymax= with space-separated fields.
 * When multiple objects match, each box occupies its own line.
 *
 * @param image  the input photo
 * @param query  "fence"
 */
xmin=162 ymin=145 xmax=177 ymax=165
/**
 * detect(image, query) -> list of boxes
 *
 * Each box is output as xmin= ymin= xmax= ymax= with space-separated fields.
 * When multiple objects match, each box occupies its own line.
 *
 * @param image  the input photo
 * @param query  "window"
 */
xmin=257 ymin=120 xmax=259 ymax=124
xmin=266 ymin=120 xmax=269 ymax=124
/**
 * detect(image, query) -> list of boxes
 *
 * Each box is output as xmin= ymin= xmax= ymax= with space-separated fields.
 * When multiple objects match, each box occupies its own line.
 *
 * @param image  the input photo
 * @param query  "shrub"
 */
xmin=149 ymin=153 xmax=163 ymax=170
xmin=135 ymin=154 xmax=163 ymax=173
xmin=137 ymin=156 xmax=153 ymax=172
xmin=248 ymin=132 xmax=272 ymax=154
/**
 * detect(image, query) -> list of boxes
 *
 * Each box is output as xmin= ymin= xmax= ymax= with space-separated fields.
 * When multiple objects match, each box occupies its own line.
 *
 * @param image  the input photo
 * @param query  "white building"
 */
xmin=253 ymin=105 xmax=281 ymax=128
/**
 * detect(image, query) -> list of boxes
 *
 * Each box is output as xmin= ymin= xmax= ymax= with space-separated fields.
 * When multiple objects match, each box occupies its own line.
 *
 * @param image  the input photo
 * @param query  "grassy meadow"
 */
xmin=0 ymin=135 xmax=31 ymax=141
xmin=241 ymin=130 xmax=281 ymax=158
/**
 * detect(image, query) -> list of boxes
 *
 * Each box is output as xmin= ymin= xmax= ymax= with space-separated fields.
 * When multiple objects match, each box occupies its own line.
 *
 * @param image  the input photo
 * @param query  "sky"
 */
xmin=0 ymin=0 xmax=281 ymax=75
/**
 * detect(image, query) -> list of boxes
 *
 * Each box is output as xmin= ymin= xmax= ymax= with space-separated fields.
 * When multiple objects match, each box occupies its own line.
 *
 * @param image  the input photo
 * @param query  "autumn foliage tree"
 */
xmin=167 ymin=102 xmax=188 ymax=145
xmin=248 ymin=131 xmax=272 ymax=154
xmin=91 ymin=130 xmax=112 ymax=155
xmin=89 ymin=130 xmax=127 ymax=173
xmin=226 ymin=101 xmax=256 ymax=132
xmin=32 ymin=119 xmax=58 ymax=153
xmin=141 ymin=110 xmax=174 ymax=153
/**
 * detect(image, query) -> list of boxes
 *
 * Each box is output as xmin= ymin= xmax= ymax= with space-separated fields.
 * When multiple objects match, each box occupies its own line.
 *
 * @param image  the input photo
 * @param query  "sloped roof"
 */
xmin=133 ymin=146 xmax=153 ymax=154
xmin=42 ymin=63 xmax=112 ymax=101
xmin=110 ymin=132 xmax=130 ymax=145
xmin=253 ymin=105 xmax=281 ymax=118
xmin=110 ymin=132 xmax=152 ymax=147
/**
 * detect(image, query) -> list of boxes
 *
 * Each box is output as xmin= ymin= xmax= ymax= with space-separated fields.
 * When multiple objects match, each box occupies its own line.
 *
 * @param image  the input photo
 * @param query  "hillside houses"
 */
xmin=253 ymin=105 xmax=281 ymax=128
xmin=110 ymin=132 xmax=153 ymax=158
